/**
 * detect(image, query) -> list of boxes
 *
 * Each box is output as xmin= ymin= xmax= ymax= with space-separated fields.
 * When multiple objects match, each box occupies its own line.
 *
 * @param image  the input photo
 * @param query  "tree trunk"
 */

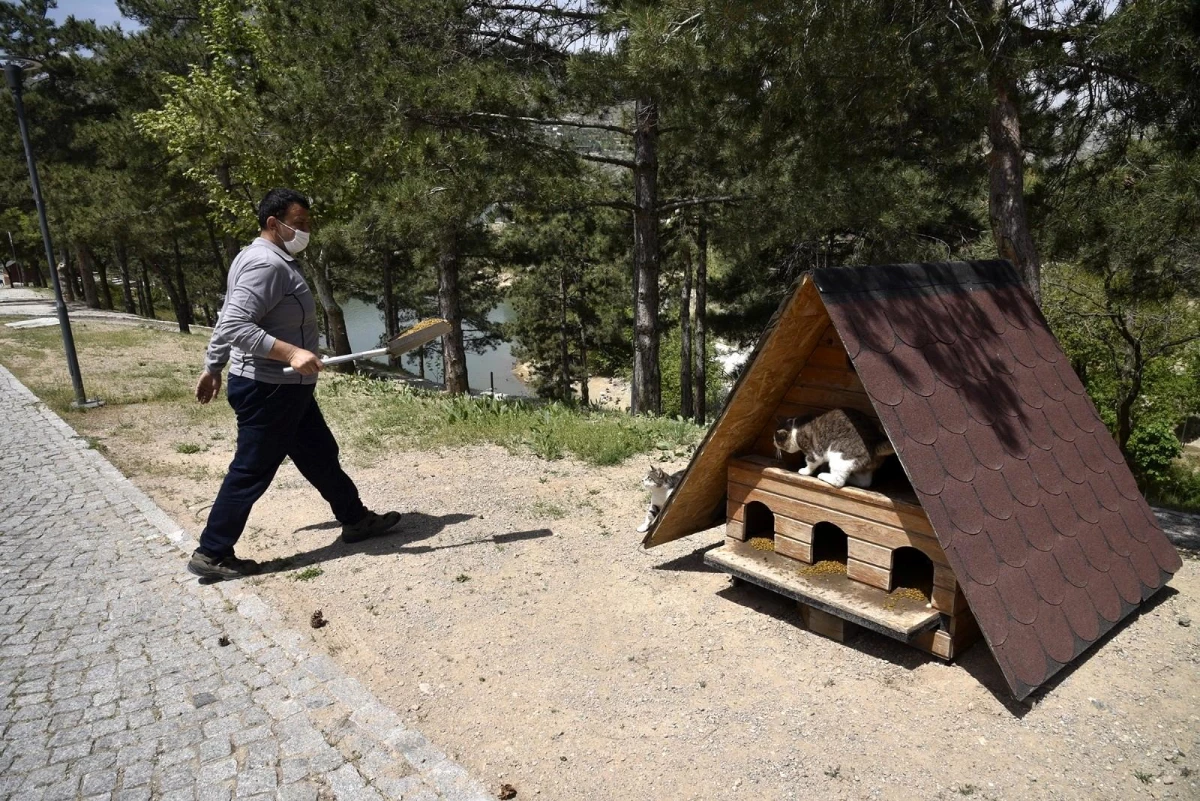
xmin=152 ymin=259 xmax=190 ymax=334
xmin=693 ymin=216 xmax=708 ymax=424
xmin=578 ymin=330 xmax=589 ymax=406
xmin=60 ymin=260 xmax=76 ymax=303
xmin=559 ymin=269 xmax=571 ymax=400
xmin=1117 ymin=372 xmax=1141 ymax=456
xmin=205 ymin=218 xmax=230 ymax=289
xmin=214 ymin=163 xmax=242 ymax=262
xmin=139 ymin=260 xmax=155 ymax=318
xmin=679 ymin=229 xmax=693 ymax=419
xmin=631 ymin=95 xmax=661 ymax=415
xmin=305 ymin=251 xmax=352 ymax=369
xmin=986 ymin=75 xmax=1042 ymax=305
xmin=172 ymin=236 xmax=193 ymax=326
xmin=75 ymin=244 xmax=100 ymax=309
xmin=115 ymin=239 xmax=136 ymax=314
xmin=93 ymin=253 xmax=114 ymax=310
xmin=437 ymin=230 xmax=470 ymax=394
xmin=381 ymin=247 xmax=400 ymax=367
xmin=202 ymin=303 xmax=213 ymax=326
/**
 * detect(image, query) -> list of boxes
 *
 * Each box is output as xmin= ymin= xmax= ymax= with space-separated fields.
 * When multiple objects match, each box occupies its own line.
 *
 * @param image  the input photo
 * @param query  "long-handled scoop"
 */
xmin=283 ymin=317 xmax=451 ymax=374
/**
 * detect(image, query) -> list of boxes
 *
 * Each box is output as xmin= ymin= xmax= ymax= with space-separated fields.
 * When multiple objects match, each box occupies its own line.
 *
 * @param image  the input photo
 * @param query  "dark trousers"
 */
xmin=198 ymin=375 xmax=367 ymax=558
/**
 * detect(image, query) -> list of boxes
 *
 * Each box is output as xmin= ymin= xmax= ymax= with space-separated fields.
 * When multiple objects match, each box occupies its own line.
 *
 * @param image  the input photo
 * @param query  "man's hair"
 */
xmin=257 ymin=188 xmax=310 ymax=229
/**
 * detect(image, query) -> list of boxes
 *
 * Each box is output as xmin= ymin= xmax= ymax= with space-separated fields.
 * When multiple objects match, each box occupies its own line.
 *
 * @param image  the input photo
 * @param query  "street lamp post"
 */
xmin=3 ymin=57 xmax=100 ymax=408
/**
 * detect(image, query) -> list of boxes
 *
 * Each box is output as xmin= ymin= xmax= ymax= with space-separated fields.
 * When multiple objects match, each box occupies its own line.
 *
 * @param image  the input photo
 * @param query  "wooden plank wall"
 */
xmin=645 ymin=278 xmax=830 ymax=548
xmin=752 ymin=323 xmax=878 ymax=458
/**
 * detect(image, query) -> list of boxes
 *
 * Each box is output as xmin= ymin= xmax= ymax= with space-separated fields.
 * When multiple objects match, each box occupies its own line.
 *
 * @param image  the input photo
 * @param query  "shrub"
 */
xmin=1125 ymin=421 xmax=1182 ymax=485
xmin=1144 ymin=462 xmax=1200 ymax=512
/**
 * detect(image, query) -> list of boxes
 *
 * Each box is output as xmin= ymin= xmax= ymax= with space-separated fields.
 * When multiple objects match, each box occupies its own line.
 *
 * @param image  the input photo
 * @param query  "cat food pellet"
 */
xmin=747 ymin=537 xmax=775 ymax=552
xmin=801 ymin=560 xmax=847 ymax=576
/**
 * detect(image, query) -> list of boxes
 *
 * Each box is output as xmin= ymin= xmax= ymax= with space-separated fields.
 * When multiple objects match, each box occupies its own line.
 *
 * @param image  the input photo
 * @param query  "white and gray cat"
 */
xmin=637 ymin=465 xmax=684 ymax=533
xmin=774 ymin=408 xmax=894 ymax=488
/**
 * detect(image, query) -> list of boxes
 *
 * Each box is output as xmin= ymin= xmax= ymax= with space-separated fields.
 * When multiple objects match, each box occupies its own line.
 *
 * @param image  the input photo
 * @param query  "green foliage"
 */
xmin=292 ymin=566 xmax=324 ymax=581
xmin=502 ymin=205 xmax=632 ymax=401
xmin=1144 ymin=462 xmax=1200 ymax=512
xmin=319 ymin=374 xmax=703 ymax=467
xmin=657 ymin=326 xmax=725 ymax=421
xmin=1125 ymin=422 xmax=1183 ymax=485
xmin=5 ymin=0 xmax=1200 ymax=473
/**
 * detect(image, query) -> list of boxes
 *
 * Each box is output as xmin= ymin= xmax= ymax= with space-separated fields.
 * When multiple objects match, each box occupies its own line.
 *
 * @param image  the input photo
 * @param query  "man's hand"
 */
xmin=196 ymin=370 xmax=222 ymax=404
xmin=287 ymin=347 xmax=324 ymax=375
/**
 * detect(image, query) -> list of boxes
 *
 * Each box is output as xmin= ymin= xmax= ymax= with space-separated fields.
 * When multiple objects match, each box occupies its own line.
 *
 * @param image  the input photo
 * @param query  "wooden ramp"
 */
xmin=705 ymin=541 xmax=942 ymax=643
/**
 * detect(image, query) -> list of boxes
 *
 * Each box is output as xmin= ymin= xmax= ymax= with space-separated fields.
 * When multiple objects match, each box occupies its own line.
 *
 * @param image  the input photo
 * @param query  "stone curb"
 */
xmin=1 ymin=365 xmax=494 ymax=801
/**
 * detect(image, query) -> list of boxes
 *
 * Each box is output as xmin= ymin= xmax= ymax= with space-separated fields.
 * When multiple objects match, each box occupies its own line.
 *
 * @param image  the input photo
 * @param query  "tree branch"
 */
xmin=468 ymin=111 xmax=632 ymax=135
xmin=478 ymin=2 xmax=603 ymax=22
xmin=657 ymin=195 xmax=744 ymax=214
xmin=576 ymin=151 xmax=637 ymax=170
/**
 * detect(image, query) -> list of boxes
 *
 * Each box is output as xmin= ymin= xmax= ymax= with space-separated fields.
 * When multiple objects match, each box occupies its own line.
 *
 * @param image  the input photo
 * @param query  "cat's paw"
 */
xmin=797 ymin=466 xmax=814 ymax=476
xmin=636 ymin=523 xmax=650 ymax=533
xmin=817 ymin=472 xmax=847 ymax=488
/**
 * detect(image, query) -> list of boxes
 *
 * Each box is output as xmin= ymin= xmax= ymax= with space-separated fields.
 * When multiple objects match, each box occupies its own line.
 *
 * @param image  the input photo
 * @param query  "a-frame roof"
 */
xmin=645 ymin=260 xmax=1182 ymax=700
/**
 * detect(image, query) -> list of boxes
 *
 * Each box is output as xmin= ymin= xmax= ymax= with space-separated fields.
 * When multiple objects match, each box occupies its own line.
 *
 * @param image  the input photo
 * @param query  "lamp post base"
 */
xmin=71 ymin=399 xmax=105 ymax=410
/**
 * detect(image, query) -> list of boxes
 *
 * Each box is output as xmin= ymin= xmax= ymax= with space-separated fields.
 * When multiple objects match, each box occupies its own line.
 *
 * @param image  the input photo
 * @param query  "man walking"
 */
xmin=189 ymin=188 xmax=399 ymax=581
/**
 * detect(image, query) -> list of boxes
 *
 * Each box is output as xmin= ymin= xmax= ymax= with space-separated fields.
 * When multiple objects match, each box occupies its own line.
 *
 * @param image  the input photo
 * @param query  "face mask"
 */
xmin=278 ymin=221 xmax=310 ymax=255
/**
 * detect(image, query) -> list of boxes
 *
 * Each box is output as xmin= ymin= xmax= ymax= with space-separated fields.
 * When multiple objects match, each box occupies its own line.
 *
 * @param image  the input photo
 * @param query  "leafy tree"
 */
xmin=1043 ymin=141 xmax=1200 ymax=466
xmin=502 ymin=205 xmax=629 ymax=401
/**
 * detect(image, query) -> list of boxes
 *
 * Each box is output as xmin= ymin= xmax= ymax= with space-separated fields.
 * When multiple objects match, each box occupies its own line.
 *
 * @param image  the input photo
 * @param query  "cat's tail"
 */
xmin=875 ymin=439 xmax=895 ymax=458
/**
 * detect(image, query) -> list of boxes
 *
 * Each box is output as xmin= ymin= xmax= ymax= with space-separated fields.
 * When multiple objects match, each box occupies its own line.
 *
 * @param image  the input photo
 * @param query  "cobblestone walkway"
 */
xmin=0 ymin=365 xmax=491 ymax=801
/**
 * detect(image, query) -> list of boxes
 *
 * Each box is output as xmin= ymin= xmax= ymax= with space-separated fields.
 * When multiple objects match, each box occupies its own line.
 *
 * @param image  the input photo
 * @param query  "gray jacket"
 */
xmin=204 ymin=238 xmax=319 ymax=385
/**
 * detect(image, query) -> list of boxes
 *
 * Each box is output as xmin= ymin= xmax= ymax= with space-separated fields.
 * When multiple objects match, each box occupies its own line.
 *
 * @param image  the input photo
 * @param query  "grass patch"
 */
xmin=319 ymin=374 xmax=704 ymax=466
xmin=0 ymin=322 xmax=203 ymax=414
xmin=531 ymin=500 xmax=566 ymax=519
xmin=1133 ymin=770 xmax=1154 ymax=784
xmin=292 ymin=566 xmax=324 ymax=581
xmin=0 ymin=322 xmax=706 ymax=469
xmin=175 ymin=442 xmax=203 ymax=454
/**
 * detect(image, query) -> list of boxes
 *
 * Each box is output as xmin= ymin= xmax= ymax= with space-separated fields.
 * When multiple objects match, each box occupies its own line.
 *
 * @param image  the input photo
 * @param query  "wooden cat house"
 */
xmin=645 ymin=260 xmax=1182 ymax=700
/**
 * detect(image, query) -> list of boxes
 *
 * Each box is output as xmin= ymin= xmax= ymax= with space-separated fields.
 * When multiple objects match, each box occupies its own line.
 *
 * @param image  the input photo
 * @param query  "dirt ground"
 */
xmin=5 ymin=319 xmax=1199 ymax=801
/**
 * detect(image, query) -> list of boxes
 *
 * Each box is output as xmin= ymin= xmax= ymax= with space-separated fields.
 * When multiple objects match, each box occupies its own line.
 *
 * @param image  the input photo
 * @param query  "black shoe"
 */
xmin=341 ymin=510 xmax=402 ymax=544
xmin=187 ymin=550 xmax=262 ymax=581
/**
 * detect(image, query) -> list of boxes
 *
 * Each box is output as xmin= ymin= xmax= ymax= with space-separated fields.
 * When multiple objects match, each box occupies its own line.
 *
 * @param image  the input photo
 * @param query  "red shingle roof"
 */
xmin=814 ymin=261 xmax=1183 ymax=699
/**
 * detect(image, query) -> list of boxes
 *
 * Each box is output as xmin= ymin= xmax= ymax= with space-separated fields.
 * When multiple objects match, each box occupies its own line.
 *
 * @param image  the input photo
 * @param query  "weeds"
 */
xmin=455 ymin=574 xmax=471 ymax=583
xmin=292 ymin=567 xmax=324 ymax=581
xmin=531 ymin=500 xmax=566 ymax=519
xmin=1133 ymin=770 xmax=1153 ymax=784
xmin=957 ymin=785 xmax=977 ymax=796
xmin=320 ymin=373 xmax=703 ymax=466
xmin=823 ymin=766 xmax=841 ymax=779
xmin=175 ymin=443 xmax=203 ymax=454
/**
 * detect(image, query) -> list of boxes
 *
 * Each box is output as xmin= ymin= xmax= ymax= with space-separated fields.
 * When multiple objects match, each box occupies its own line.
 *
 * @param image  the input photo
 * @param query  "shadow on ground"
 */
xmin=256 ymin=512 xmax=554 ymax=574
xmin=651 ymin=542 xmax=723 ymax=573
xmin=697 ymin=563 xmax=1181 ymax=718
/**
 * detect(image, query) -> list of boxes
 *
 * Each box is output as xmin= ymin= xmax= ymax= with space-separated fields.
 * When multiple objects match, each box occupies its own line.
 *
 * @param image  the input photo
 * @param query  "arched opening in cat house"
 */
xmin=890 ymin=546 xmax=934 ymax=599
xmin=743 ymin=501 xmax=775 ymax=547
xmin=810 ymin=522 xmax=848 ymax=567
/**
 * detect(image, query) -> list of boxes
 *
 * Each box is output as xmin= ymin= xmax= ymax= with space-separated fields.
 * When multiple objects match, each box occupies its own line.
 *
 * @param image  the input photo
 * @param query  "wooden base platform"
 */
xmin=706 ymin=541 xmax=941 ymax=643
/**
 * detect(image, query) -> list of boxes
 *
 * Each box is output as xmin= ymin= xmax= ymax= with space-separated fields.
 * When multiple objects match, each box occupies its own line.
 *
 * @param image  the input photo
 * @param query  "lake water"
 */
xmin=335 ymin=297 xmax=532 ymax=396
